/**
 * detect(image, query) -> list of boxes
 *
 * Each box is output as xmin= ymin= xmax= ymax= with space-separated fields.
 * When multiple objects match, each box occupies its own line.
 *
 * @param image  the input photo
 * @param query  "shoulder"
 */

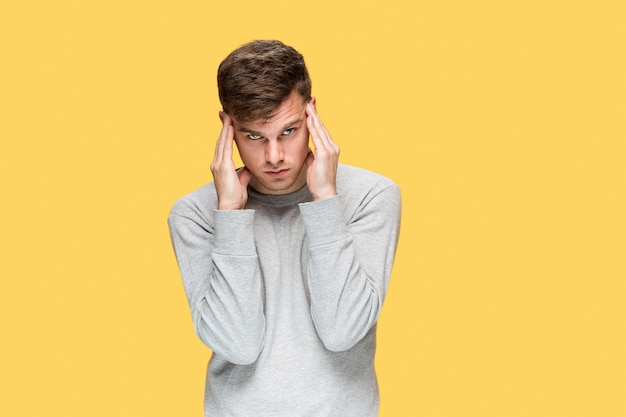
xmin=337 ymin=163 xmax=399 ymax=196
xmin=336 ymin=163 xmax=401 ymax=213
xmin=169 ymin=182 xmax=218 ymax=222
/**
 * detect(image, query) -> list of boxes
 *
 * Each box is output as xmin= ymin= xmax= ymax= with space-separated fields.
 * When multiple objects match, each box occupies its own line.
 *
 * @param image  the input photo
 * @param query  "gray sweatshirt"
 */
xmin=168 ymin=164 xmax=401 ymax=416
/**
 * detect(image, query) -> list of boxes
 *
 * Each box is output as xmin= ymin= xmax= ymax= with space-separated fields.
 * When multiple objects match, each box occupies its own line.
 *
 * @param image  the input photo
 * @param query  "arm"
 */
xmin=299 ymin=186 xmax=401 ymax=352
xmin=302 ymin=102 xmax=402 ymax=351
xmin=167 ymin=113 xmax=264 ymax=365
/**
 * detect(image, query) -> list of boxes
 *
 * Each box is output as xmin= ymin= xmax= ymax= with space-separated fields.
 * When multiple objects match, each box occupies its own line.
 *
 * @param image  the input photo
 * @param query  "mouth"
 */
xmin=265 ymin=168 xmax=290 ymax=179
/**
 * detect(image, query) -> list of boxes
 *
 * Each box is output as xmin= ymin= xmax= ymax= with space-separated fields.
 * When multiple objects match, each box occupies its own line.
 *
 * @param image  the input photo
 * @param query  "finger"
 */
xmin=306 ymin=101 xmax=326 ymax=133
xmin=306 ymin=103 xmax=328 ymax=150
xmin=306 ymin=102 xmax=334 ymax=150
xmin=214 ymin=112 xmax=233 ymax=165
xmin=214 ymin=112 xmax=227 ymax=163
xmin=311 ymin=104 xmax=339 ymax=154
xmin=221 ymin=116 xmax=235 ymax=163
xmin=306 ymin=111 xmax=320 ymax=150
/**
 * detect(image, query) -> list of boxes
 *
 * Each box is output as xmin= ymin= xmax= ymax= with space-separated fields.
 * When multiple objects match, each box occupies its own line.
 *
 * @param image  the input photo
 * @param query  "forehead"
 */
xmin=235 ymin=92 xmax=307 ymax=130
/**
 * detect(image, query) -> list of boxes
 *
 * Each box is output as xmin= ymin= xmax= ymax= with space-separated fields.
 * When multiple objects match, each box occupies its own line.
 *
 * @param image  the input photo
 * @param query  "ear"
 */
xmin=219 ymin=111 xmax=224 ymax=123
xmin=310 ymin=96 xmax=317 ymax=110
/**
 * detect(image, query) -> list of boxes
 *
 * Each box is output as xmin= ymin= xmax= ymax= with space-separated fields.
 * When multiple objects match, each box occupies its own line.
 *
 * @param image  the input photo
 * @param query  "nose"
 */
xmin=265 ymin=139 xmax=284 ymax=165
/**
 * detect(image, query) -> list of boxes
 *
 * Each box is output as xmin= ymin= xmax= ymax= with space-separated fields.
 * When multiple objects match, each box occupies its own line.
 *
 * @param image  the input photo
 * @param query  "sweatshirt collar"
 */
xmin=246 ymin=184 xmax=312 ymax=207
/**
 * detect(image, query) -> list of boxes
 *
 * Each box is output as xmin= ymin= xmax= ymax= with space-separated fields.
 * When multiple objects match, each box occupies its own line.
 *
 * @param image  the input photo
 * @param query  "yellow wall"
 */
xmin=1 ymin=1 xmax=624 ymax=416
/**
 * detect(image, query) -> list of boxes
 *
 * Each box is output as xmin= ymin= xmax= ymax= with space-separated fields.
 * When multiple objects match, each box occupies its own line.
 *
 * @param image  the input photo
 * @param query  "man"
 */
xmin=168 ymin=40 xmax=401 ymax=416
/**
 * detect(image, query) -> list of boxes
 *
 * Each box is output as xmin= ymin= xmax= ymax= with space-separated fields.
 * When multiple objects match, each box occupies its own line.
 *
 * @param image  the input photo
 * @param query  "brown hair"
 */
xmin=217 ymin=40 xmax=312 ymax=123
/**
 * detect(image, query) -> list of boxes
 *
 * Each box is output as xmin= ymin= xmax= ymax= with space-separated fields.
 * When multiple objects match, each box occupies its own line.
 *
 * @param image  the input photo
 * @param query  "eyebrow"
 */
xmin=238 ymin=118 xmax=304 ymax=137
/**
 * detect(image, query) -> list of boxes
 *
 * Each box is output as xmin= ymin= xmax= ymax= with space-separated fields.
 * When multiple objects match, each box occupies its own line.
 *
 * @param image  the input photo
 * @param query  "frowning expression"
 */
xmin=231 ymin=92 xmax=312 ymax=195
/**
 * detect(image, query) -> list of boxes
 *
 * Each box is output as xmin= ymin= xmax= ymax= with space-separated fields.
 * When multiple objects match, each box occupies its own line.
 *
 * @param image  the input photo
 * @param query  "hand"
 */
xmin=305 ymin=101 xmax=340 ymax=201
xmin=210 ymin=112 xmax=253 ymax=210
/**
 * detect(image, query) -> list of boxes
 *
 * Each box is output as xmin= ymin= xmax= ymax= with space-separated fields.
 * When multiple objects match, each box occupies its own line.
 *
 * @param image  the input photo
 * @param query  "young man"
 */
xmin=168 ymin=40 xmax=401 ymax=416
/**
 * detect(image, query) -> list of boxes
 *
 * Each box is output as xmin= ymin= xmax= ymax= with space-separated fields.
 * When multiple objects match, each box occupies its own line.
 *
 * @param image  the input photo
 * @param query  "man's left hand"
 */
xmin=305 ymin=100 xmax=340 ymax=201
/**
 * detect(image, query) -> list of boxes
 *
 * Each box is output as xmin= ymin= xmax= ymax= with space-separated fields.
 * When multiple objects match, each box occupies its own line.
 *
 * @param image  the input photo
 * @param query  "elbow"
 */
xmin=200 ymin=330 xmax=265 ymax=365
xmin=322 ymin=337 xmax=358 ymax=353
xmin=197 ymin=319 xmax=266 ymax=365
xmin=315 ymin=323 xmax=362 ymax=352
xmin=313 ymin=302 xmax=381 ymax=352
xmin=227 ymin=339 xmax=264 ymax=365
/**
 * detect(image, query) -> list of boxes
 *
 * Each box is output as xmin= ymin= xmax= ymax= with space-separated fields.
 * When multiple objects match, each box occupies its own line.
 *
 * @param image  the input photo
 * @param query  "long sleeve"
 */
xmin=298 ymin=183 xmax=402 ymax=352
xmin=168 ymin=205 xmax=265 ymax=365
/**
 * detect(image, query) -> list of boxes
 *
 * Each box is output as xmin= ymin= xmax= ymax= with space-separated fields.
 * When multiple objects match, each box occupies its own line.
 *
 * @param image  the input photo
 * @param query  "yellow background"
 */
xmin=1 ymin=1 xmax=624 ymax=416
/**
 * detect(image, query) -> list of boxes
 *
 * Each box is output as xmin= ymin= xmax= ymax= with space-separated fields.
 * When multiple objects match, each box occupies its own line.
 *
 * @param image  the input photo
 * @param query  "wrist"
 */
xmin=310 ymin=185 xmax=337 ymax=201
xmin=311 ymin=191 xmax=337 ymax=202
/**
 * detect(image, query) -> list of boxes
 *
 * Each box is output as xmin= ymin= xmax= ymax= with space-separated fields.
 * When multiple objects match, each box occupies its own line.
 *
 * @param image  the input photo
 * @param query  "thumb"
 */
xmin=305 ymin=149 xmax=315 ymax=168
xmin=237 ymin=166 xmax=253 ymax=187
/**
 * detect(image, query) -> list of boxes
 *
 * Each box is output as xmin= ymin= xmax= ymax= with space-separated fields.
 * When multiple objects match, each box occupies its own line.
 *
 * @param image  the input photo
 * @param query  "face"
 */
xmin=231 ymin=92 xmax=312 ymax=195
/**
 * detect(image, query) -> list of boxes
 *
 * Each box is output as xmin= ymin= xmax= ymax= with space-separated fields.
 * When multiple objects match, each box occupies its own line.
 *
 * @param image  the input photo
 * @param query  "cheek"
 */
xmin=294 ymin=132 xmax=311 ymax=155
xmin=234 ymin=140 xmax=255 ymax=165
xmin=286 ymin=140 xmax=308 ymax=163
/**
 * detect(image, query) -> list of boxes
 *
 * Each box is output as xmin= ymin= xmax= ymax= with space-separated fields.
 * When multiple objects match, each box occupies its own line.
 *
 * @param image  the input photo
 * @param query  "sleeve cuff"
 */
xmin=298 ymin=195 xmax=348 ymax=246
xmin=213 ymin=209 xmax=256 ymax=255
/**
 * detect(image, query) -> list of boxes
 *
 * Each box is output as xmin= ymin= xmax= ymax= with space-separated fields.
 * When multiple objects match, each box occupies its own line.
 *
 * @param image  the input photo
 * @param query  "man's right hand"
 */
xmin=210 ymin=112 xmax=253 ymax=210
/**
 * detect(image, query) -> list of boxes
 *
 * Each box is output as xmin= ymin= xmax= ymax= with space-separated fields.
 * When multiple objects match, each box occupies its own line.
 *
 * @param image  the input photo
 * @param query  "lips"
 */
xmin=265 ymin=169 xmax=289 ymax=178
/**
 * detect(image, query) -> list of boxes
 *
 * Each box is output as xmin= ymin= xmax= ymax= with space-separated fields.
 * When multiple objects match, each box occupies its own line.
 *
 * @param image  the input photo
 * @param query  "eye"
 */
xmin=282 ymin=128 xmax=295 ymax=136
xmin=247 ymin=134 xmax=262 ymax=140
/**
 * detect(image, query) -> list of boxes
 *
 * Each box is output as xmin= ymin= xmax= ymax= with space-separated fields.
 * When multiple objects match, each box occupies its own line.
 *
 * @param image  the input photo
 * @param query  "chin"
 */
xmin=259 ymin=178 xmax=300 ymax=194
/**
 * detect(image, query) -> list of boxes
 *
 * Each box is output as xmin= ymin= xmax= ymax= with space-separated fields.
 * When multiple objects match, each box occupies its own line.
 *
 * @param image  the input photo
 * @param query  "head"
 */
xmin=217 ymin=40 xmax=315 ymax=195
xmin=217 ymin=40 xmax=312 ymax=123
